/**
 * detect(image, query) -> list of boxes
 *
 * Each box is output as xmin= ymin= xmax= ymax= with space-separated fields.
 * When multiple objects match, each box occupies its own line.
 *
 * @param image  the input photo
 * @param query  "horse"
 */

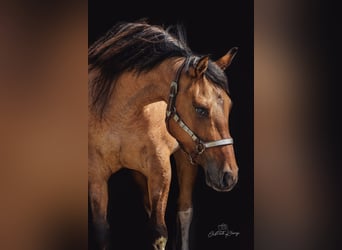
xmin=88 ymin=20 xmax=239 ymax=250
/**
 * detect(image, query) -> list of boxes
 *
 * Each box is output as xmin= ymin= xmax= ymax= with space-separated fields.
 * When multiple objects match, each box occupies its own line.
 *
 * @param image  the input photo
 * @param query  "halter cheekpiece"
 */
xmin=165 ymin=57 xmax=234 ymax=165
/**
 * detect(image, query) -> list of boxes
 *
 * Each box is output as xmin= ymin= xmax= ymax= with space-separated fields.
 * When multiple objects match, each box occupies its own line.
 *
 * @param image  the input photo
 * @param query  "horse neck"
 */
xmin=109 ymin=57 xmax=186 ymax=116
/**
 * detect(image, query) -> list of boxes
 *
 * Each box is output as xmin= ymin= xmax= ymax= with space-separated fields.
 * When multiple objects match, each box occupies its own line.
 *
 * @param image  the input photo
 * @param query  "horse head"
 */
xmin=167 ymin=47 xmax=239 ymax=192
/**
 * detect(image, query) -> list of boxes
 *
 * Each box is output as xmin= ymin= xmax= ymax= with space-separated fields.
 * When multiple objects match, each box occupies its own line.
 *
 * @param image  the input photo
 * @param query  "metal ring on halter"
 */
xmin=196 ymin=142 xmax=205 ymax=155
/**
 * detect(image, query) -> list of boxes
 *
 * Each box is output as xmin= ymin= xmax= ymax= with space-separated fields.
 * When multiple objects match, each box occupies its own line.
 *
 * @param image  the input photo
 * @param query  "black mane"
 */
xmin=89 ymin=20 xmax=229 ymax=118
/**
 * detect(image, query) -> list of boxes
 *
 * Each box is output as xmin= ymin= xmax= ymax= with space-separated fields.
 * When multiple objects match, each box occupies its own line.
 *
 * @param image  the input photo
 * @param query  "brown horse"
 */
xmin=88 ymin=21 xmax=239 ymax=250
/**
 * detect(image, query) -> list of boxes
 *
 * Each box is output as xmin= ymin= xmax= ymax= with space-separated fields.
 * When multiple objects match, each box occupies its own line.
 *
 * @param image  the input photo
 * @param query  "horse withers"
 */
xmin=88 ymin=21 xmax=239 ymax=250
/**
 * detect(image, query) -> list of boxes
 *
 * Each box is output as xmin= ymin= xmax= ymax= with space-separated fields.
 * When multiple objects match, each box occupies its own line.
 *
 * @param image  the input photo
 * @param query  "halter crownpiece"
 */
xmin=165 ymin=57 xmax=234 ymax=165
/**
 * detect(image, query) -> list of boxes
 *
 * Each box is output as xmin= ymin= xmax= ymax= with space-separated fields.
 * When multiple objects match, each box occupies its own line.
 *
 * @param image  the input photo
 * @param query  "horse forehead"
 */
xmin=192 ymin=79 xmax=228 ymax=102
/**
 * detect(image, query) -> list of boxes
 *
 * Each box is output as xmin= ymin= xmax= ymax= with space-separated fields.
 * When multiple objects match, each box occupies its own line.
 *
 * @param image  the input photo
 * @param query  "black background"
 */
xmin=88 ymin=1 xmax=253 ymax=249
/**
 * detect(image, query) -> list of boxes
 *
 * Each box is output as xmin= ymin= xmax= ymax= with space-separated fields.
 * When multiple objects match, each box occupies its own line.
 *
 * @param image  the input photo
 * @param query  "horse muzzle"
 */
xmin=205 ymin=169 xmax=238 ymax=192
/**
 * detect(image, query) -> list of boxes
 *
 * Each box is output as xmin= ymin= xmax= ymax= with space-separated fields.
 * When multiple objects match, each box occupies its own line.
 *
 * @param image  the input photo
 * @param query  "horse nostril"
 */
xmin=222 ymin=171 xmax=234 ymax=189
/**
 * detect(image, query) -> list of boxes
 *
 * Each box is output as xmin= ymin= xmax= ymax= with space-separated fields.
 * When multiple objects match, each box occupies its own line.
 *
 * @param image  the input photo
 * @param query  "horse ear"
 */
xmin=189 ymin=56 xmax=209 ymax=78
xmin=215 ymin=47 xmax=238 ymax=70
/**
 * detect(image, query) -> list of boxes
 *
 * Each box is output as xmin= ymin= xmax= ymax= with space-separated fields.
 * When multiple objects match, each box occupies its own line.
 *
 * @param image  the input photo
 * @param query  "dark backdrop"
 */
xmin=88 ymin=1 xmax=253 ymax=249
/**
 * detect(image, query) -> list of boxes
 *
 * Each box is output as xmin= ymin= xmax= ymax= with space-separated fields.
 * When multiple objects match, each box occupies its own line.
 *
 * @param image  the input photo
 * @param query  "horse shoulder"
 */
xmin=88 ymin=113 xmax=123 ymax=173
xmin=143 ymin=102 xmax=178 ymax=151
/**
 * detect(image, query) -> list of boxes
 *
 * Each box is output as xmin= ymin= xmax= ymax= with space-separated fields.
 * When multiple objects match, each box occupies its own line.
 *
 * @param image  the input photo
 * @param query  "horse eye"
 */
xmin=195 ymin=107 xmax=209 ymax=117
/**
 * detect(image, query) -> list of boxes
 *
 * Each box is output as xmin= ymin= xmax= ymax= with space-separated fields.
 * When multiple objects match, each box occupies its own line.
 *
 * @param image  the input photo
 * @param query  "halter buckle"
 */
xmin=170 ymin=81 xmax=178 ymax=94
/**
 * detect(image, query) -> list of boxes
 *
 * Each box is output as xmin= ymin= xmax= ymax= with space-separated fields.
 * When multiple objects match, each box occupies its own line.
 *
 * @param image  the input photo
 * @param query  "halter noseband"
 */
xmin=165 ymin=57 xmax=234 ymax=165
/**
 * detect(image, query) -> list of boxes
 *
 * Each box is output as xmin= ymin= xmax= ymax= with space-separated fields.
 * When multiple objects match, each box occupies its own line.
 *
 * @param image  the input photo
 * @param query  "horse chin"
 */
xmin=204 ymin=172 xmax=236 ymax=192
xmin=206 ymin=180 xmax=235 ymax=192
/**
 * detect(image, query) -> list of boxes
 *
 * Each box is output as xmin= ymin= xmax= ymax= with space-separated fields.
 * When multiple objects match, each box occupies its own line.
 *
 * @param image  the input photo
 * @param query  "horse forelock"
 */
xmin=186 ymin=57 xmax=230 ymax=95
xmin=206 ymin=61 xmax=230 ymax=95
